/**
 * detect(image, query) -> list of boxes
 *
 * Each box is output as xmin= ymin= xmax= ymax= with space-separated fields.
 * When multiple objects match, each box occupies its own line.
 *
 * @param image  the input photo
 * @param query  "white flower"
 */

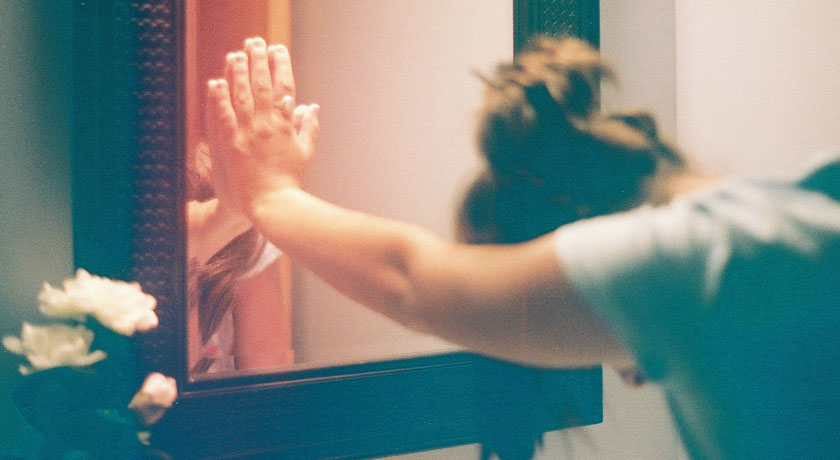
xmin=38 ymin=269 xmax=158 ymax=336
xmin=2 ymin=322 xmax=107 ymax=375
xmin=128 ymin=372 xmax=177 ymax=426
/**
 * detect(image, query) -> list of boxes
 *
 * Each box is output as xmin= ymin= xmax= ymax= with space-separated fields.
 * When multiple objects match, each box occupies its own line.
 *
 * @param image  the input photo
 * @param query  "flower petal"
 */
xmin=9 ymin=323 xmax=106 ymax=374
xmin=128 ymin=372 xmax=178 ymax=425
xmin=37 ymin=269 xmax=158 ymax=336
xmin=2 ymin=336 xmax=24 ymax=354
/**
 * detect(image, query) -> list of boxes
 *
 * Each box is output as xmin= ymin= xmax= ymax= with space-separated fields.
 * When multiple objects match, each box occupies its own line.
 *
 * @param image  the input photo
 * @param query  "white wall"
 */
xmin=290 ymin=0 xmax=512 ymax=366
xmin=675 ymin=0 xmax=840 ymax=175
xmin=601 ymin=0 xmax=677 ymax=137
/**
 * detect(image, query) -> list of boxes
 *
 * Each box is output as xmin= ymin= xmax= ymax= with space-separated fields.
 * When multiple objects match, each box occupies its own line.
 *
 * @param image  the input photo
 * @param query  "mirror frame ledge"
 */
xmin=71 ymin=1 xmax=601 ymax=458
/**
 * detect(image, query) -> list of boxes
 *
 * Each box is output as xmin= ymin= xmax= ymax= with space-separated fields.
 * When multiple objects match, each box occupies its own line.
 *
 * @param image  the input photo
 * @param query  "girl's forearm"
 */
xmin=248 ymin=187 xmax=437 ymax=325
xmin=247 ymin=188 xmax=631 ymax=369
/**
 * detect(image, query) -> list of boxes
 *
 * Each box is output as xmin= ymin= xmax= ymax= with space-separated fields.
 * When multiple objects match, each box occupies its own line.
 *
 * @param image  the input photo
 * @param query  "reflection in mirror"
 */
xmin=185 ymin=0 xmax=295 ymax=374
xmin=185 ymin=0 xmax=514 ymax=376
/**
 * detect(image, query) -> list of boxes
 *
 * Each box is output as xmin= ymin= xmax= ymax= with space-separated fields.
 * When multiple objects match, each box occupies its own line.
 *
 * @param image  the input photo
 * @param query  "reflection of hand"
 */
xmin=186 ymin=142 xmax=252 ymax=265
xmin=206 ymin=37 xmax=319 ymax=218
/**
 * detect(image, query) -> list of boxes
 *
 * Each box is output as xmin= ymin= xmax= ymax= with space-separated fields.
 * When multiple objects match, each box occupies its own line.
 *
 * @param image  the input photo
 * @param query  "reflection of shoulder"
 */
xmin=239 ymin=240 xmax=282 ymax=280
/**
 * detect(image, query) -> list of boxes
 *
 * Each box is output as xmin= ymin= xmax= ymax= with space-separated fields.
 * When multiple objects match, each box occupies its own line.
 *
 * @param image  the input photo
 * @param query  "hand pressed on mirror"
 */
xmin=206 ymin=37 xmax=319 ymax=218
xmin=186 ymin=38 xmax=312 ymax=374
xmin=185 ymin=141 xmax=293 ymax=374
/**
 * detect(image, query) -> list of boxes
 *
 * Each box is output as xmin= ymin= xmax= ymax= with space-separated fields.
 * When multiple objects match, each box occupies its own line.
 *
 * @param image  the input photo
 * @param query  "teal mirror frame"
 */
xmin=71 ymin=1 xmax=602 ymax=458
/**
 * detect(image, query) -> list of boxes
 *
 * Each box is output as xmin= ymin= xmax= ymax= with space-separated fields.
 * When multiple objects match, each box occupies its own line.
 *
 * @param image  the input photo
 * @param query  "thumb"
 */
xmin=297 ymin=104 xmax=320 ymax=157
xmin=206 ymin=79 xmax=238 ymax=147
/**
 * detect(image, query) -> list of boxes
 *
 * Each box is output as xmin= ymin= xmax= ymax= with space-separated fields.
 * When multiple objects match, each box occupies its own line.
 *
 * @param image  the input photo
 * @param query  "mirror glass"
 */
xmin=185 ymin=0 xmax=514 ymax=376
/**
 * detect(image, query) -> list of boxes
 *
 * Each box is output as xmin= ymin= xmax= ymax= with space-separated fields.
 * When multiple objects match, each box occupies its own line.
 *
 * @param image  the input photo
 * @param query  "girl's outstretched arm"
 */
xmin=207 ymin=37 xmax=632 ymax=369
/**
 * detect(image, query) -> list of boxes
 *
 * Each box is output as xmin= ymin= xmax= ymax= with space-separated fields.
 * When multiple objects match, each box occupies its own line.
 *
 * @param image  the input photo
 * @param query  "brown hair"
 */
xmin=463 ymin=38 xmax=681 ymax=459
xmin=458 ymin=37 xmax=685 ymax=244
xmin=189 ymin=229 xmax=267 ymax=344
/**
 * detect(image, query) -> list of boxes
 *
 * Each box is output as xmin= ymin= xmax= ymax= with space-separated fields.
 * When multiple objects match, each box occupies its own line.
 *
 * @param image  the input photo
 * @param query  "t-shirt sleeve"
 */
xmin=553 ymin=201 xmax=718 ymax=379
xmin=239 ymin=241 xmax=283 ymax=280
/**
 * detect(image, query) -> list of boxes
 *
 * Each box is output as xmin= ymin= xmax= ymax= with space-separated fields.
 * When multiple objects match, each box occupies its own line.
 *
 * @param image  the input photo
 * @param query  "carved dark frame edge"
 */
xmin=71 ymin=1 xmax=603 ymax=458
xmin=514 ymin=0 xmax=601 ymax=52
xmin=71 ymin=0 xmax=186 ymax=381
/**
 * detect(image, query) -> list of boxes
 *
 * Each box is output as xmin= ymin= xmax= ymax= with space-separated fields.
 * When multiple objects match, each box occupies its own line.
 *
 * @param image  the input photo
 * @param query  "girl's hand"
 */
xmin=206 ymin=37 xmax=319 ymax=218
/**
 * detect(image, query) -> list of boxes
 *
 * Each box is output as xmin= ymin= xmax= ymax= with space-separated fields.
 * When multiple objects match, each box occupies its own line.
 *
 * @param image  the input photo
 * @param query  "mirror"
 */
xmin=184 ymin=0 xmax=515 ymax=376
xmin=71 ymin=1 xmax=602 ymax=458
xmin=183 ymin=0 xmax=297 ymax=375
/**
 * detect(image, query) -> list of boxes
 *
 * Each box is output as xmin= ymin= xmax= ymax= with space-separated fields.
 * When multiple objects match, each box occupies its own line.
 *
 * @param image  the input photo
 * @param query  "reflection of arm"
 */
xmin=187 ymin=198 xmax=251 ymax=265
xmin=248 ymin=188 xmax=632 ymax=369
xmin=232 ymin=255 xmax=294 ymax=369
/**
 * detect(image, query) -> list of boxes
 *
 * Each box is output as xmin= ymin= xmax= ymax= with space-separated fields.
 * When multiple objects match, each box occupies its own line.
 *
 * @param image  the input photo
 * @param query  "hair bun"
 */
xmin=515 ymin=37 xmax=613 ymax=118
xmin=463 ymin=37 xmax=686 ymax=244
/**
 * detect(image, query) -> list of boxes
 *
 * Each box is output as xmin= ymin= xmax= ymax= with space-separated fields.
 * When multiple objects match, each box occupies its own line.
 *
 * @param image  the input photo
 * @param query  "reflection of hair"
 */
xmin=190 ymin=229 xmax=267 ymax=343
xmin=458 ymin=37 xmax=685 ymax=245
xmin=187 ymin=143 xmax=267 ymax=348
xmin=460 ymin=37 xmax=686 ymax=460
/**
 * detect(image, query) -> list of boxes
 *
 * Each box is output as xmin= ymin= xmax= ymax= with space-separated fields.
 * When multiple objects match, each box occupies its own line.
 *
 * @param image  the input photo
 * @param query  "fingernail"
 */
xmin=253 ymin=37 xmax=266 ymax=48
xmin=244 ymin=38 xmax=254 ymax=49
xmin=235 ymin=52 xmax=247 ymax=63
xmin=311 ymin=104 xmax=320 ymax=116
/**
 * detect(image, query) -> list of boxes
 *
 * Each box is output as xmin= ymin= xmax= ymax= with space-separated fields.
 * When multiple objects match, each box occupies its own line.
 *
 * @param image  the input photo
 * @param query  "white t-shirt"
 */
xmin=554 ymin=152 xmax=840 ymax=459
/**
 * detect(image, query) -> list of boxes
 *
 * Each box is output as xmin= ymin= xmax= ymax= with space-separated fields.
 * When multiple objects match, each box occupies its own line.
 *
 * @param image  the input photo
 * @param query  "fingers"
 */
xmin=225 ymin=51 xmax=254 ymax=127
xmin=226 ymin=39 xmax=295 ymax=124
xmin=213 ymin=38 xmax=311 ymax=140
xmin=206 ymin=79 xmax=237 ymax=145
xmin=268 ymin=44 xmax=296 ymax=103
xmin=292 ymin=104 xmax=308 ymax=132
xmin=205 ymin=79 xmax=238 ymax=210
xmin=245 ymin=37 xmax=274 ymax=114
